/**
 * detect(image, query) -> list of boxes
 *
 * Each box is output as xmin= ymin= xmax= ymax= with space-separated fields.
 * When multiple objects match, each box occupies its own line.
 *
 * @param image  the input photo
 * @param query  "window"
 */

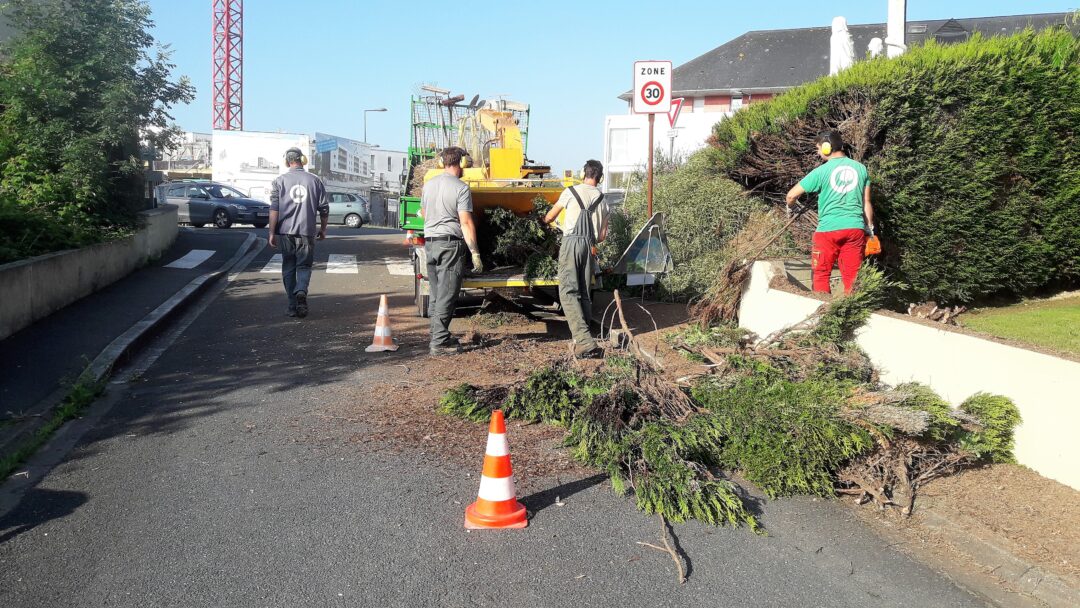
xmin=387 ymin=156 xmax=392 ymax=171
xmin=731 ymin=96 xmax=744 ymax=111
xmin=186 ymin=187 xmax=206 ymax=198
xmin=167 ymin=185 xmax=186 ymax=197
xmin=693 ymin=97 xmax=704 ymax=112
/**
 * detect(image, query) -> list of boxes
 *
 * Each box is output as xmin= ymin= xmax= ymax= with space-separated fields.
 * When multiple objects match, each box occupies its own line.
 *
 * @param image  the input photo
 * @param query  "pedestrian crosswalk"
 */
xmin=257 ymin=253 xmax=411 ymax=277
xmin=326 ymin=254 xmax=359 ymax=274
xmin=165 ymin=249 xmax=216 ymax=269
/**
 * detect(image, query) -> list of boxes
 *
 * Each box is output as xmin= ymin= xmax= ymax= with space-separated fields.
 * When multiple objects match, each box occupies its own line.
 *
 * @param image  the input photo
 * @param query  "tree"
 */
xmin=0 ymin=0 xmax=194 ymax=244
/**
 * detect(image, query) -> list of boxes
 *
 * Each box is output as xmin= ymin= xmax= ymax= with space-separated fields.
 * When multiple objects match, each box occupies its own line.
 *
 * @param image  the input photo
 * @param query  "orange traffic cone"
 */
xmin=365 ymin=294 xmax=399 ymax=352
xmin=465 ymin=410 xmax=528 ymax=529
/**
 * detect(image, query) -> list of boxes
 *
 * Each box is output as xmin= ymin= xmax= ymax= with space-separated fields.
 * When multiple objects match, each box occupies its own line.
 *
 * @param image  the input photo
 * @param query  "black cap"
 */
xmin=285 ymin=147 xmax=304 ymax=163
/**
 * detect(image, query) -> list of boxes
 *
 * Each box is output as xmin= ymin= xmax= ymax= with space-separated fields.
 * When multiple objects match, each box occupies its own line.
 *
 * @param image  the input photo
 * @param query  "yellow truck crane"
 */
xmin=398 ymin=88 xmax=577 ymax=317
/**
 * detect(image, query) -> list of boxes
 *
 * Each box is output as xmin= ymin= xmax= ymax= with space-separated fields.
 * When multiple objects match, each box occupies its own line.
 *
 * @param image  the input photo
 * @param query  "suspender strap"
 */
xmin=567 ymin=186 xmax=604 ymax=245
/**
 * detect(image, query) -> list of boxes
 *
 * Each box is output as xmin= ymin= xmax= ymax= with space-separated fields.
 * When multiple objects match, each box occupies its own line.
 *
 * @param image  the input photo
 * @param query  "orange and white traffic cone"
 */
xmin=365 ymin=294 xmax=399 ymax=353
xmin=465 ymin=410 xmax=528 ymax=529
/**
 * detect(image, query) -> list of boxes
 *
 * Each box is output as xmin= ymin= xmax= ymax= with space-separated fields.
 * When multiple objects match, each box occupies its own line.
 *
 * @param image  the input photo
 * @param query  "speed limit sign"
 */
xmin=633 ymin=60 xmax=672 ymax=114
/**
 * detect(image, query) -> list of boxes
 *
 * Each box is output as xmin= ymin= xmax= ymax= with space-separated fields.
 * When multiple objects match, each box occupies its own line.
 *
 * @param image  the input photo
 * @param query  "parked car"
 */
xmin=327 ymin=192 xmax=372 ymax=228
xmin=156 ymin=181 xmax=270 ymax=229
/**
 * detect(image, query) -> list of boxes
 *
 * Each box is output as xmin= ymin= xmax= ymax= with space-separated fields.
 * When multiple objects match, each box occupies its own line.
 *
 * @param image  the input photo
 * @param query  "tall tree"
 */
xmin=0 ymin=0 xmax=194 ymax=229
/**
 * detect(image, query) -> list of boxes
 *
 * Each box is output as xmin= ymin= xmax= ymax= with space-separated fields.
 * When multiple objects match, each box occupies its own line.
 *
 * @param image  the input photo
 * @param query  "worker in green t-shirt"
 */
xmin=785 ymin=130 xmax=875 ymax=294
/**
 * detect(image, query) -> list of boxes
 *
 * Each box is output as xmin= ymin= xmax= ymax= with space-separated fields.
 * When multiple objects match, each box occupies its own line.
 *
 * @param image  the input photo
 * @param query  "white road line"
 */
xmin=326 ymin=254 xmax=359 ymax=274
xmin=260 ymin=254 xmax=283 ymax=273
xmin=384 ymin=257 xmax=413 ymax=276
xmin=164 ymin=249 xmax=216 ymax=269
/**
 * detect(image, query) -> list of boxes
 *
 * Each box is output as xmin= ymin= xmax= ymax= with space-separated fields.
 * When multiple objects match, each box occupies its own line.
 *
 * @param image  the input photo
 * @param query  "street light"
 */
xmin=364 ymin=108 xmax=387 ymax=143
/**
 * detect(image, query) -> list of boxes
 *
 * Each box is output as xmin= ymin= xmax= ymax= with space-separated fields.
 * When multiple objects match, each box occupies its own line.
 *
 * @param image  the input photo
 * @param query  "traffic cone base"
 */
xmin=464 ymin=410 xmax=528 ymax=529
xmin=365 ymin=294 xmax=399 ymax=352
xmin=465 ymin=500 xmax=527 ymax=529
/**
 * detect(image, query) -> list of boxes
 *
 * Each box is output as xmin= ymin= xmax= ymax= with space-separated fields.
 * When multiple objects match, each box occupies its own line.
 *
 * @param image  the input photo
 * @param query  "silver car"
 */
xmin=158 ymin=181 xmax=270 ymax=229
xmin=327 ymin=192 xmax=372 ymax=228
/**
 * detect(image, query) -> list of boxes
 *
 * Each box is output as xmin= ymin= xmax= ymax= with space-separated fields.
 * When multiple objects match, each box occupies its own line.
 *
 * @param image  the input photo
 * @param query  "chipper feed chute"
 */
xmin=611 ymin=213 xmax=674 ymax=286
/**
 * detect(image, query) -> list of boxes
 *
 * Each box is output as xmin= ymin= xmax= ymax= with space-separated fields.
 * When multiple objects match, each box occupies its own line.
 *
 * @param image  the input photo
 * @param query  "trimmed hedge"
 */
xmin=607 ymin=152 xmax=798 ymax=299
xmin=709 ymin=25 xmax=1080 ymax=303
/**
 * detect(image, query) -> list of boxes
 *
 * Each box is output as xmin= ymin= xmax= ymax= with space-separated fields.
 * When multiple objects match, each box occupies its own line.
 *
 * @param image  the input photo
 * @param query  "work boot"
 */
xmin=295 ymin=292 xmax=308 ymax=318
xmin=573 ymin=342 xmax=603 ymax=359
xmin=430 ymin=342 xmax=463 ymax=357
xmin=286 ymin=307 xmax=297 ymax=317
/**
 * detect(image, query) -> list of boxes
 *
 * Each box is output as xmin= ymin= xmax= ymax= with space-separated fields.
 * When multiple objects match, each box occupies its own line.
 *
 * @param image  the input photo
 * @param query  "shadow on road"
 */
xmin=0 ymin=488 xmax=87 ymax=543
xmin=521 ymin=473 xmax=607 ymax=519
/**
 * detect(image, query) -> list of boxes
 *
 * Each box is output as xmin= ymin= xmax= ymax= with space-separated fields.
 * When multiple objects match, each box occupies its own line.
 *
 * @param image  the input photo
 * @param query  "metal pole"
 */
xmin=364 ymin=112 xmax=368 ymax=143
xmin=647 ymin=112 xmax=655 ymax=217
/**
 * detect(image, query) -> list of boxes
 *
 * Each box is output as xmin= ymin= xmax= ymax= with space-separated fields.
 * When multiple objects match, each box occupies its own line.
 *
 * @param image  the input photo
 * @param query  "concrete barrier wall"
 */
xmin=0 ymin=206 xmax=178 ymax=340
xmin=739 ymin=261 xmax=1080 ymax=491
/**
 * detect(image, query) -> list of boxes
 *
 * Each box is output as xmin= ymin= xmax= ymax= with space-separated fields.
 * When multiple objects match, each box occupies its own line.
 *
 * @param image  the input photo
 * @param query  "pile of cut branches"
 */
xmin=476 ymin=198 xmax=560 ymax=279
xmin=439 ymin=269 xmax=1021 ymax=530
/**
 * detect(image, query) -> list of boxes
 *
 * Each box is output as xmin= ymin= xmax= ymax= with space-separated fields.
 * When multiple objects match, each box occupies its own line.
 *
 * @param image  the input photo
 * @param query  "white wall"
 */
xmin=739 ymin=261 xmax=1080 ymax=491
xmin=371 ymin=149 xmax=408 ymax=195
xmin=212 ymin=130 xmax=312 ymax=202
xmin=602 ymin=110 xmax=730 ymax=191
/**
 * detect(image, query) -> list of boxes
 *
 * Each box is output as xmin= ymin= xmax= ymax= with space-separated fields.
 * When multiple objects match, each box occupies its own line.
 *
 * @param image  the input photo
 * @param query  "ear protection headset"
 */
xmin=284 ymin=147 xmax=308 ymax=166
xmin=436 ymin=149 xmax=472 ymax=169
xmin=820 ymin=141 xmax=832 ymax=155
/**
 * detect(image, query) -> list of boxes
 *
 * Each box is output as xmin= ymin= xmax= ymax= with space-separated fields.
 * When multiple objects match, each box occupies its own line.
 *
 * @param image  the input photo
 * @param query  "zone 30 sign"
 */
xmin=633 ymin=60 xmax=672 ymax=114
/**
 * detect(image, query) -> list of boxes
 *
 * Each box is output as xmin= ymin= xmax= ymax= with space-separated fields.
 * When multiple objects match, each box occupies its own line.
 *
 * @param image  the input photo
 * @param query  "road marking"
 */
xmin=165 ymin=249 xmax=215 ymax=269
xmin=384 ymin=258 xmax=413 ymax=276
xmin=326 ymin=254 xmax=359 ymax=274
xmin=260 ymin=254 xmax=283 ymax=273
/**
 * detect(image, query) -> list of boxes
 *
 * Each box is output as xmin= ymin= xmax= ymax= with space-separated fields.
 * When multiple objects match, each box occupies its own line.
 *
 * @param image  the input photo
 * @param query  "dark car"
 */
xmin=157 ymin=181 xmax=270 ymax=229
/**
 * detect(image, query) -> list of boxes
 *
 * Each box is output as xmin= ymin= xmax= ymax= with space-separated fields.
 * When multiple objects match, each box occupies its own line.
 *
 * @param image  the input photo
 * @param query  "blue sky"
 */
xmin=148 ymin=0 xmax=1077 ymax=172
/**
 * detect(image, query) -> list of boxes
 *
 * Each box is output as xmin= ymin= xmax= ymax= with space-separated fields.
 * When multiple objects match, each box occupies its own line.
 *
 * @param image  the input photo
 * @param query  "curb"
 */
xmin=0 ymin=232 xmax=259 ymax=461
xmin=917 ymin=508 xmax=1080 ymax=607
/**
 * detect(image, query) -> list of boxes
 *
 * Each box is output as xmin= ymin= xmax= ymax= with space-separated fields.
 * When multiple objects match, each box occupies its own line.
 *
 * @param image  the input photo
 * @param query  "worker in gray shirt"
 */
xmin=421 ymin=146 xmax=483 ymax=355
xmin=268 ymin=147 xmax=328 ymax=318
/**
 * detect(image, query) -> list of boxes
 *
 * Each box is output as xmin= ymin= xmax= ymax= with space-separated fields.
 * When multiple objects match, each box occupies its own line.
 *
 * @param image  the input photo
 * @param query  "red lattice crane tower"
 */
xmin=211 ymin=0 xmax=243 ymax=130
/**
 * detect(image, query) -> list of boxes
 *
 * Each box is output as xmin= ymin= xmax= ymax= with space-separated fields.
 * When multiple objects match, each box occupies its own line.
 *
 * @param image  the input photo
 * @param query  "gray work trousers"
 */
xmin=558 ymin=236 xmax=596 ymax=348
xmin=425 ymin=238 xmax=467 ymax=346
xmin=279 ymin=235 xmax=315 ymax=308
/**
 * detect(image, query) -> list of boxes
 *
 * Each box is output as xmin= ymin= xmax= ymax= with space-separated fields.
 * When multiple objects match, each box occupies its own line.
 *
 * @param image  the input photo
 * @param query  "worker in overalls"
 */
xmin=543 ymin=160 xmax=609 ymax=358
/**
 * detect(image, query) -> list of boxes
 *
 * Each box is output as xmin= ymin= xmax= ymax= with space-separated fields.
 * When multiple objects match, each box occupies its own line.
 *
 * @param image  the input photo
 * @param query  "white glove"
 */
xmin=471 ymin=252 xmax=484 ymax=274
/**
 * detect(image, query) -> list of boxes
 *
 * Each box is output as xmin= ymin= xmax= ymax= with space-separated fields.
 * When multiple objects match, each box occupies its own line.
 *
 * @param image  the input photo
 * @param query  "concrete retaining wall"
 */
xmin=0 ymin=205 xmax=178 ymax=340
xmin=739 ymin=261 xmax=1080 ymax=491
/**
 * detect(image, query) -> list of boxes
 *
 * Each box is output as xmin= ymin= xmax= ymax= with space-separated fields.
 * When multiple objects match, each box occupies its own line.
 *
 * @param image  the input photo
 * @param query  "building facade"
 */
xmin=602 ymin=12 xmax=1073 ymax=194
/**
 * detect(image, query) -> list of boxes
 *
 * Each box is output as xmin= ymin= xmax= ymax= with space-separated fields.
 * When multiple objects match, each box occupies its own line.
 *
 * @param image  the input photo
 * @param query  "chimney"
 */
xmin=886 ymin=0 xmax=907 ymax=58
xmin=830 ymin=16 xmax=856 ymax=75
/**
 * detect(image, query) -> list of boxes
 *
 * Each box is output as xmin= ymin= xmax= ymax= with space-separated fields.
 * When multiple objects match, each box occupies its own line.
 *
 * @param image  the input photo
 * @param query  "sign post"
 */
xmin=633 ymin=61 xmax=672 ymax=217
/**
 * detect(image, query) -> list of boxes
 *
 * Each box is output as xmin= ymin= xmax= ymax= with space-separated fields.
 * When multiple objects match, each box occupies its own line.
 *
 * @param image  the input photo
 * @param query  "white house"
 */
xmin=602 ymin=12 xmax=1072 ymax=195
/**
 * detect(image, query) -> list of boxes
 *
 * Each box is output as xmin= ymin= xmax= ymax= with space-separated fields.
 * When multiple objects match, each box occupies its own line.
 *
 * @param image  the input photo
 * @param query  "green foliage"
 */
xmin=1 ymin=369 xmax=105 ymax=480
xmin=0 ymin=0 xmax=194 ymax=263
xmin=710 ymin=27 xmax=1080 ymax=303
xmin=438 ymin=384 xmax=490 ymax=422
xmin=612 ymin=152 xmax=799 ymax=299
xmin=960 ymin=393 xmax=1022 ymax=463
xmin=692 ymin=376 xmax=872 ymax=498
xmin=804 ymin=264 xmax=894 ymax=346
xmin=893 ymin=383 xmax=962 ymax=442
xmin=478 ymin=198 xmax=559 ymax=277
xmin=501 ymin=365 xmax=587 ymax=425
xmin=665 ymin=323 xmax=749 ymax=350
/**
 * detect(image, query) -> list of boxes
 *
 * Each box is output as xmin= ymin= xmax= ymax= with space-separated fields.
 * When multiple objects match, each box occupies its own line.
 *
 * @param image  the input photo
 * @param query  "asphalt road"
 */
xmin=0 ymin=226 xmax=989 ymax=607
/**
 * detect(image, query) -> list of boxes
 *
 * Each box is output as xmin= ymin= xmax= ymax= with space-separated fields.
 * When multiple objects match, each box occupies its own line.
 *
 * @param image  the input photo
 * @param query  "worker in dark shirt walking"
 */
xmin=268 ymin=147 xmax=328 ymax=318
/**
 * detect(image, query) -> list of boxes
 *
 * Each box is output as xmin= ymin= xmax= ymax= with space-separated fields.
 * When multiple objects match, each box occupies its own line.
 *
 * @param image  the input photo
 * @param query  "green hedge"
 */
xmin=709 ymin=25 xmax=1080 ymax=303
xmin=607 ymin=152 xmax=797 ymax=300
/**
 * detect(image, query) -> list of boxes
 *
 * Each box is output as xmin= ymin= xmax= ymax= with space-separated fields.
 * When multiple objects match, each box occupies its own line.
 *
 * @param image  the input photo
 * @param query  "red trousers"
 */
xmin=811 ymin=229 xmax=866 ymax=293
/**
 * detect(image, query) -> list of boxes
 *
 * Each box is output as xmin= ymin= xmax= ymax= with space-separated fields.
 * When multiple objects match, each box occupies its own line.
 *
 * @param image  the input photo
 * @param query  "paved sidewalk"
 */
xmin=0 ymin=229 xmax=251 ymax=418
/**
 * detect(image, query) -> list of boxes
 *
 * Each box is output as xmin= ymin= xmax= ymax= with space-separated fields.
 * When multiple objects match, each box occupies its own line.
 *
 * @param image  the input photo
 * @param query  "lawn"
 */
xmin=962 ymin=296 xmax=1080 ymax=356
